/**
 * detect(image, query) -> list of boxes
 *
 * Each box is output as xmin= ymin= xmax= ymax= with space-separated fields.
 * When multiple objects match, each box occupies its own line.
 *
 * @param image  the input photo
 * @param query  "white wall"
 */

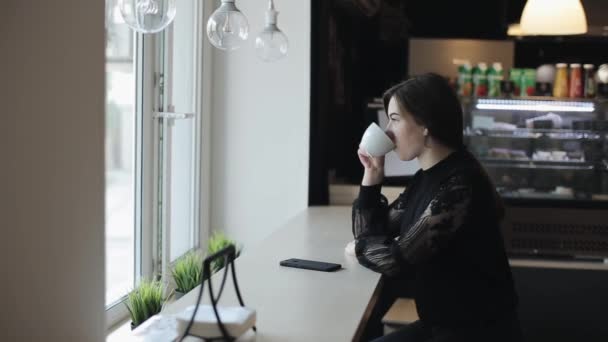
xmin=208 ymin=0 xmax=311 ymax=249
xmin=0 ymin=1 xmax=105 ymax=341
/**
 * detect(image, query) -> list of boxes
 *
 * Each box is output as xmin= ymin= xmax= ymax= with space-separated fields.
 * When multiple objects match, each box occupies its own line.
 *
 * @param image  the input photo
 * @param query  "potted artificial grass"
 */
xmin=171 ymin=250 xmax=205 ymax=299
xmin=207 ymin=231 xmax=241 ymax=273
xmin=125 ymin=279 xmax=165 ymax=329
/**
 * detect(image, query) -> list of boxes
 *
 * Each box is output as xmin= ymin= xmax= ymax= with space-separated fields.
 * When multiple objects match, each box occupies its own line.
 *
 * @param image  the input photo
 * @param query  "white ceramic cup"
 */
xmin=360 ymin=122 xmax=395 ymax=157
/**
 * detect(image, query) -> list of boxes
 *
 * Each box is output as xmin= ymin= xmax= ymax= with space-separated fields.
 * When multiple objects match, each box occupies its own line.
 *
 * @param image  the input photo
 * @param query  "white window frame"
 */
xmin=198 ymin=0 xmax=213 ymax=251
xmin=154 ymin=0 xmax=208 ymax=286
xmin=105 ymin=32 xmax=157 ymax=330
xmin=105 ymin=0 xmax=211 ymax=332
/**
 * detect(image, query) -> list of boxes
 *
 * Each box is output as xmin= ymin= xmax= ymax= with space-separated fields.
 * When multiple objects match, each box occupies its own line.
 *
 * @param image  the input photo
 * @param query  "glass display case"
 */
xmin=464 ymin=97 xmax=608 ymax=202
xmin=463 ymin=97 xmax=608 ymax=259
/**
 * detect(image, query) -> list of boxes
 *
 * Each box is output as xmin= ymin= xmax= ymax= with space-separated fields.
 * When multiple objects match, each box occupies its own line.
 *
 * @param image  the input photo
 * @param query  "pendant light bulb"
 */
xmin=119 ymin=0 xmax=176 ymax=34
xmin=255 ymin=0 xmax=289 ymax=62
xmin=207 ymin=0 xmax=249 ymax=51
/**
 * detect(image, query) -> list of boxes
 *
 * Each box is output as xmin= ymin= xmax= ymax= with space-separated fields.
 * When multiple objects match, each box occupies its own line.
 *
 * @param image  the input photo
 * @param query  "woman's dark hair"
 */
xmin=383 ymin=73 xmax=505 ymax=219
xmin=382 ymin=72 xmax=464 ymax=149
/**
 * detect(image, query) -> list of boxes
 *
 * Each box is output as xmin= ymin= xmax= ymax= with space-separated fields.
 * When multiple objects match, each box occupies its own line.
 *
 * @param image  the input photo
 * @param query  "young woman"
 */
xmin=352 ymin=73 xmax=523 ymax=342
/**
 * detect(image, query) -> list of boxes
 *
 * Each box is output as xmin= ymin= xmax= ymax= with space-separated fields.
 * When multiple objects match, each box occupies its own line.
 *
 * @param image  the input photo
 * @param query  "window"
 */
xmin=104 ymin=0 xmax=206 ymax=329
xmin=105 ymin=0 xmax=138 ymax=307
xmin=154 ymin=0 xmax=205 ymax=286
xmin=159 ymin=0 xmax=202 ymax=262
xmin=104 ymin=0 xmax=154 ymax=328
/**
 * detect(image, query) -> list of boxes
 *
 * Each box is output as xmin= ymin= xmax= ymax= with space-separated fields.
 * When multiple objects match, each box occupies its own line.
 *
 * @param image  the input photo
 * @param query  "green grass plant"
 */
xmin=125 ymin=279 xmax=164 ymax=328
xmin=207 ymin=231 xmax=240 ymax=273
xmin=171 ymin=250 xmax=204 ymax=294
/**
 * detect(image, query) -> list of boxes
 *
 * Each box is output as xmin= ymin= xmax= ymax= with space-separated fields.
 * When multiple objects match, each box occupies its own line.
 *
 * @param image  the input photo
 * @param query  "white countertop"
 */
xmin=128 ymin=206 xmax=608 ymax=341
xmin=132 ymin=206 xmax=380 ymax=342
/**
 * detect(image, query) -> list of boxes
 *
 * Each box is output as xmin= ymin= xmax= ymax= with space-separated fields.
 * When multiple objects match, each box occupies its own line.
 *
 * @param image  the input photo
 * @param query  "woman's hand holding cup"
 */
xmin=358 ymin=123 xmax=395 ymax=186
xmin=358 ymin=146 xmax=385 ymax=185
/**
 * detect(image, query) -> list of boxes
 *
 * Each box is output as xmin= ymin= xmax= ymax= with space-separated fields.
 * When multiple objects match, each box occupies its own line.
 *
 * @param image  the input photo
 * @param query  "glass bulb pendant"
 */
xmin=255 ymin=0 xmax=288 ymax=62
xmin=119 ymin=0 xmax=176 ymax=34
xmin=207 ymin=0 xmax=249 ymax=51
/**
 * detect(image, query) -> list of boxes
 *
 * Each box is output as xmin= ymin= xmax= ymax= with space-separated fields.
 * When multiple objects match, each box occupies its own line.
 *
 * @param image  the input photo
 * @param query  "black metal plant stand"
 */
xmin=179 ymin=245 xmax=256 ymax=341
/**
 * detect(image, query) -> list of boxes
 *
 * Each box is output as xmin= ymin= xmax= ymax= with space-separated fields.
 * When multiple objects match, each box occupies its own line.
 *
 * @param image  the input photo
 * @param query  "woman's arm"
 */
xmin=352 ymin=184 xmax=406 ymax=239
xmin=355 ymin=174 xmax=472 ymax=276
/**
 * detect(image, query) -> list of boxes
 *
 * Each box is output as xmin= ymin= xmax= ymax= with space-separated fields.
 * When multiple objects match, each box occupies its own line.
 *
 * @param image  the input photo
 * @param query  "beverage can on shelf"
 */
xmin=569 ymin=63 xmax=583 ymax=98
xmin=473 ymin=62 xmax=488 ymax=97
xmin=583 ymin=64 xmax=596 ymax=98
xmin=457 ymin=62 xmax=473 ymax=97
xmin=553 ymin=63 xmax=569 ymax=98
xmin=488 ymin=62 xmax=503 ymax=97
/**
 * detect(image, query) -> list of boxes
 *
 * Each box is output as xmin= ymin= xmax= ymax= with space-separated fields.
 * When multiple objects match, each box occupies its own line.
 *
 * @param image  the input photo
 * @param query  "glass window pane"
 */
xmin=167 ymin=0 xmax=198 ymax=261
xmin=105 ymin=0 xmax=136 ymax=305
xmin=169 ymin=120 xmax=195 ymax=260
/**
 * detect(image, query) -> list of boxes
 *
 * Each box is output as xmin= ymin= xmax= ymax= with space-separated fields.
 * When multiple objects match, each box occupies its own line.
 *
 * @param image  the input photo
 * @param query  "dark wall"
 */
xmin=309 ymin=0 xmax=410 ymax=204
xmin=403 ymin=0 xmax=510 ymax=39
xmin=309 ymin=0 xmax=330 ymax=206
xmin=328 ymin=2 xmax=409 ymax=186
xmin=515 ymin=37 xmax=608 ymax=68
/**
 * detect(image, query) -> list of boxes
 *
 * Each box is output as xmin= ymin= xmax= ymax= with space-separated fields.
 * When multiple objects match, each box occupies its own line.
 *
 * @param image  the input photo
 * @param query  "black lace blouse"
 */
xmin=352 ymin=149 xmax=518 ymax=328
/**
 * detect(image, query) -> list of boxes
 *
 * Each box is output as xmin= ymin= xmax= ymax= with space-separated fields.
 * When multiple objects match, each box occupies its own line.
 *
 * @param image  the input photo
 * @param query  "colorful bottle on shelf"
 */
xmin=583 ymin=64 xmax=596 ymax=98
xmin=488 ymin=62 xmax=503 ymax=97
xmin=569 ymin=63 xmax=583 ymax=98
xmin=457 ymin=62 xmax=473 ymax=97
xmin=553 ymin=63 xmax=569 ymax=98
xmin=473 ymin=62 xmax=488 ymax=97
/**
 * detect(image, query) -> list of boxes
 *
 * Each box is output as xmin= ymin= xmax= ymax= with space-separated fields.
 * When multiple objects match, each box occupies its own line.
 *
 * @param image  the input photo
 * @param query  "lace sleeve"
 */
xmin=355 ymin=174 xmax=472 ymax=276
xmin=351 ymin=185 xmax=406 ymax=240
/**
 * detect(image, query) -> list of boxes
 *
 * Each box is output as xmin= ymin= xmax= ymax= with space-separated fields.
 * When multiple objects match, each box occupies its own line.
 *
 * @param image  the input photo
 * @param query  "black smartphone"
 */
xmin=280 ymin=258 xmax=342 ymax=272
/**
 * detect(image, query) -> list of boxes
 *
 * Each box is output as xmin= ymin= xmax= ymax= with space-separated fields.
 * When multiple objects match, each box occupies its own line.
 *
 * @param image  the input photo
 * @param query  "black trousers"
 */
xmin=360 ymin=275 xmax=415 ymax=341
xmin=361 ymin=275 xmax=524 ymax=342
xmin=372 ymin=312 xmax=524 ymax=342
